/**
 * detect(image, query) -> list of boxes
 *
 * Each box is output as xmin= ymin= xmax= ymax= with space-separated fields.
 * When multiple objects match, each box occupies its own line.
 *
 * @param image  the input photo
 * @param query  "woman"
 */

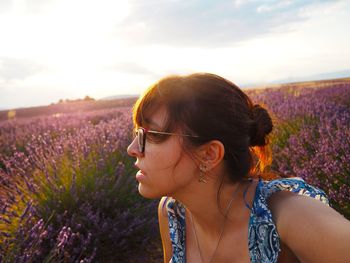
xmin=127 ymin=73 xmax=350 ymax=263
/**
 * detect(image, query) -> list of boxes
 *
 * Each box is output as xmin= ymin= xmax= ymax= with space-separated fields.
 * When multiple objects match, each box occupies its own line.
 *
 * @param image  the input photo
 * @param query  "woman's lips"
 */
xmin=136 ymin=170 xmax=147 ymax=181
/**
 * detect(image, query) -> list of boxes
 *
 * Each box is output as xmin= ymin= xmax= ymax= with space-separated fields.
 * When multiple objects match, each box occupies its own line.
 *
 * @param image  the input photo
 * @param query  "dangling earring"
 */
xmin=199 ymin=164 xmax=208 ymax=183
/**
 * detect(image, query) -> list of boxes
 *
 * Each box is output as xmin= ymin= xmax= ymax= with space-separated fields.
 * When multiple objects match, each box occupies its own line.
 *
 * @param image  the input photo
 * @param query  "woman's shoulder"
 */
xmin=248 ymin=176 xmax=329 ymax=220
xmin=248 ymin=177 xmax=333 ymax=262
xmin=264 ymin=178 xmax=350 ymax=262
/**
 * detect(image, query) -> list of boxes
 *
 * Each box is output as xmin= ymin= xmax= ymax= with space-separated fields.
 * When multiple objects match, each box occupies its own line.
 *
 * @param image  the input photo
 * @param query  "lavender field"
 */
xmin=1 ymin=81 xmax=349 ymax=262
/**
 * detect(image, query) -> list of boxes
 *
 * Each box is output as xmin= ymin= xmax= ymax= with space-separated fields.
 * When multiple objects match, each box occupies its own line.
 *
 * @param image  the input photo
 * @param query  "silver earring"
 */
xmin=199 ymin=164 xmax=208 ymax=183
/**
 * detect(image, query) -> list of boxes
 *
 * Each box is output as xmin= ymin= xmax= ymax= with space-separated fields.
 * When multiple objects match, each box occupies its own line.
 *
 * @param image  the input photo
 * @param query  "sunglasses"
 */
xmin=135 ymin=127 xmax=199 ymax=153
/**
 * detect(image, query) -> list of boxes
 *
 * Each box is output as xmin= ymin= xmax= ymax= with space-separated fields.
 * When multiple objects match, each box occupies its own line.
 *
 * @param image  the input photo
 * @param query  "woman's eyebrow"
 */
xmin=144 ymin=118 xmax=162 ymax=130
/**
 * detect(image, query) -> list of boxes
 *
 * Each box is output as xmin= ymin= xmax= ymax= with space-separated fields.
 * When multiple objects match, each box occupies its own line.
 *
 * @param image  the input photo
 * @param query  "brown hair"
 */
xmin=132 ymin=73 xmax=275 ymax=182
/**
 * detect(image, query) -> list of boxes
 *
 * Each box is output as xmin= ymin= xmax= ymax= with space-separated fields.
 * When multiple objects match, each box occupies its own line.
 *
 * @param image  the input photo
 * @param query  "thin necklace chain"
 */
xmin=189 ymin=182 xmax=242 ymax=263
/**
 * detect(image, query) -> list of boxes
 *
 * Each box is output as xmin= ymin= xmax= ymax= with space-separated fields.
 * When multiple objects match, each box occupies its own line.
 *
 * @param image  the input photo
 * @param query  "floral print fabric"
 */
xmin=165 ymin=177 xmax=329 ymax=263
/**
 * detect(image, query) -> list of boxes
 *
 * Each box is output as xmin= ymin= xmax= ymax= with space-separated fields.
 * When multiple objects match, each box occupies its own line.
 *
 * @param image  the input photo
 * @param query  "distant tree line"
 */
xmin=57 ymin=96 xmax=95 ymax=104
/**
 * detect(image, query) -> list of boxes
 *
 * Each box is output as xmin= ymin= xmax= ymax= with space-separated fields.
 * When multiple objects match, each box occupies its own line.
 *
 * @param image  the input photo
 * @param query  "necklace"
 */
xmin=189 ymin=182 xmax=242 ymax=263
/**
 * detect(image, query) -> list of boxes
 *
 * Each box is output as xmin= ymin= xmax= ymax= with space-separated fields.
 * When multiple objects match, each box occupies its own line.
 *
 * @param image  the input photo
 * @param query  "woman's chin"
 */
xmin=137 ymin=183 xmax=163 ymax=199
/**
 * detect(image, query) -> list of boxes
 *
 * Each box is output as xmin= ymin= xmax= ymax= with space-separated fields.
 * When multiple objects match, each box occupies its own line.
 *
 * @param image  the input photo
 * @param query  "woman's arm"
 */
xmin=158 ymin=197 xmax=173 ymax=263
xmin=268 ymin=191 xmax=350 ymax=263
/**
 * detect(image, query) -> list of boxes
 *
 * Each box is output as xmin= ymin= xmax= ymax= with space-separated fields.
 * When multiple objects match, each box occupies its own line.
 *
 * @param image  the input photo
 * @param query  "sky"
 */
xmin=0 ymin=0 xmax=350 ymax=110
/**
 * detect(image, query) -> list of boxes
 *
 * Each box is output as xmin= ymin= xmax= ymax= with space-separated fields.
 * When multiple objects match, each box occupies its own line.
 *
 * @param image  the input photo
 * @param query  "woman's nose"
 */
xmin=127 ymin=137 xmax=141 ymax=157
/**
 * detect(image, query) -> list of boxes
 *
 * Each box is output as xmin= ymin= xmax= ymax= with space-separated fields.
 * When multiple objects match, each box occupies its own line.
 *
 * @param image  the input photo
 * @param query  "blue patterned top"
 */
xmin=165 ymin=177 xmax=329 ymax=263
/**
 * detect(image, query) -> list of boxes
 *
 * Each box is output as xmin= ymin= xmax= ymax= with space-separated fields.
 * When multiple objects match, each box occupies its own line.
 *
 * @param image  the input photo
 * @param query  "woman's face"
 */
xmin=127 ymin=107 xmax=199 ymax=199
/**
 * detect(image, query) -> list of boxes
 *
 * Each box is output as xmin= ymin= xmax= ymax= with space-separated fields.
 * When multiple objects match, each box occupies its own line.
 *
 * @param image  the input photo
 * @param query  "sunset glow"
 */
xmin=0 ymin=0 xmax=350 ymax=109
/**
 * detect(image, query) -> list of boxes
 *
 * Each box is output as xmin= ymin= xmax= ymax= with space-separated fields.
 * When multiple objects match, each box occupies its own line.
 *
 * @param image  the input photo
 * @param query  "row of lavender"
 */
xmin=247 ymin=82 xmax=350 ymax=217
xmin=0 ymin=82 xmax=349 ymax=261
xmin=0 ymin=108 xmax=161 ymax=262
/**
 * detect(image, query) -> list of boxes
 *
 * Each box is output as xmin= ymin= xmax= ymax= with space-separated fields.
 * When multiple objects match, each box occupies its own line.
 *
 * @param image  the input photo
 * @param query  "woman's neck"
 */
xmin=172 ymin=176 xmax=254 ymax=238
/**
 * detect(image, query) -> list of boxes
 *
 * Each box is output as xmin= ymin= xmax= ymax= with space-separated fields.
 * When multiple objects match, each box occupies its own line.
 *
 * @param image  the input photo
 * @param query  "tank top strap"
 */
xmin=165 ymin=197 xmax=186 ymax=263
xmin=261 ymin=177 xmax=329 ymax=205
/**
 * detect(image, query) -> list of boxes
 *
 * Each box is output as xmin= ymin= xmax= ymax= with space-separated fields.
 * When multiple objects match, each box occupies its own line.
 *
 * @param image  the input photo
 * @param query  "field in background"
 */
xmin=0 ymin=77 xmax=349 ymax=262
xmin=1 ymin=77 xmax=349 ymax=121
xmin=0 ymin=97 xmax=137 ymax=122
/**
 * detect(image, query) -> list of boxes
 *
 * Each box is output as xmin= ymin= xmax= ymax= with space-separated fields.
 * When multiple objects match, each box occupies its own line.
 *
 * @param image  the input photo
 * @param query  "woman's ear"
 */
xmin=195 ymin=140 xmax=225 ymax=170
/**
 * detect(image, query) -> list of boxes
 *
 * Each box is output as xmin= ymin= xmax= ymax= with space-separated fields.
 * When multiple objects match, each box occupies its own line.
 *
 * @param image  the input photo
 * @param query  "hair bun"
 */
xmin=250 ymin=104 xmax=273 ymax=146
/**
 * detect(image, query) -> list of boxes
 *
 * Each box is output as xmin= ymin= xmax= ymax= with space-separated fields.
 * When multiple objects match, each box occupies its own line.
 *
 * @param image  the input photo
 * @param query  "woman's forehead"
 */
xmin=142 ymin=107 xmax=168 ymax=129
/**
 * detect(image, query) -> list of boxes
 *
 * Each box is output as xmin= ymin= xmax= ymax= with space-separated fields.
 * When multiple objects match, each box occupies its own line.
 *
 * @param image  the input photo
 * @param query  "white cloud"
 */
xmin=233 ymin=0 xmax=251 ymax=8
xmin=113 ymin=0 xmax=340 ymax=47
xmin=257 ymin=0 xmax=294 ymax=13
